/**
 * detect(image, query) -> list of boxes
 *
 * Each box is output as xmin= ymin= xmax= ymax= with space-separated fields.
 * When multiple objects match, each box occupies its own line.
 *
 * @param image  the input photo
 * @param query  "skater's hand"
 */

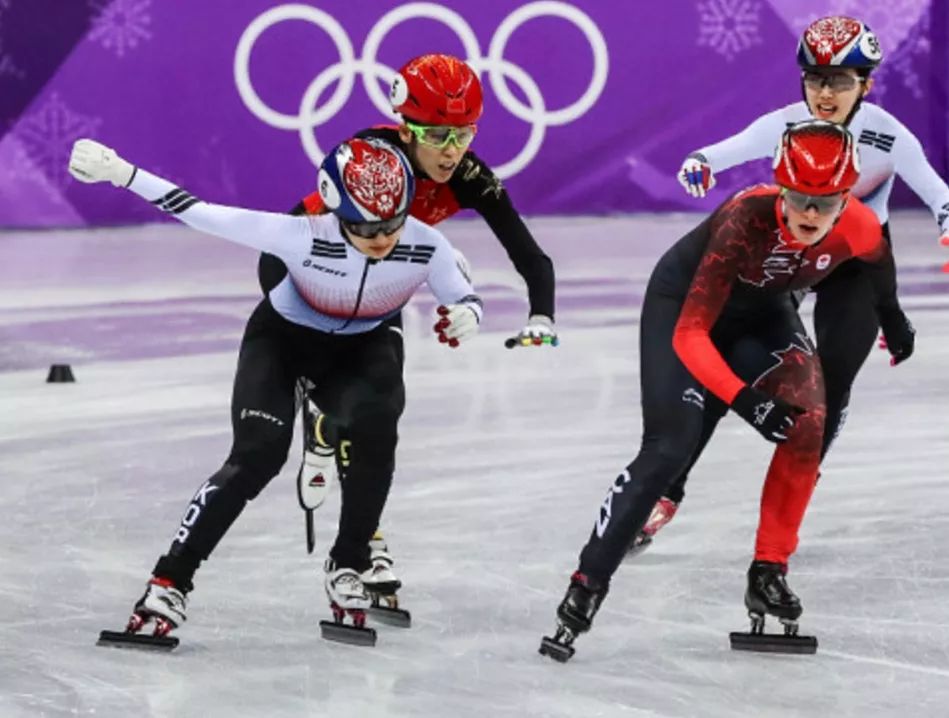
xmin=434 ymin=303 xmax=479 ymax=347
xmin=68 ymin=139 xmax=136 ymax=187
xmin=731 ymin=386 xmax=805 ymax=444
xmin=504 ymin=315 xmax=558 ymax=348
xmin=677 ymin=153 xmax=715 ymax=198
xmin=877 ymin=307 xmax=915 ymax=366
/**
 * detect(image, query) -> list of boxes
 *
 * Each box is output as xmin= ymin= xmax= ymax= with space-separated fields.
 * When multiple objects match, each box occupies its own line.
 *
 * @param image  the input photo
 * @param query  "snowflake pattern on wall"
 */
xmin=15 ymin=93 xmax=102 ymax=188
xmin=792 ymin=0 xmax=931 ymax=103
xmin=0 ymin=43 xmax=20 ymax=79
xmin=0 ymin=1 xmax=22 ymax=79
xmin=88 ymin=0 xmax=152 ymax=58
xmin=0 ymin=139 xmax=65 ymax=205
xmin=697 ymin=0 xmax=763 ymax=61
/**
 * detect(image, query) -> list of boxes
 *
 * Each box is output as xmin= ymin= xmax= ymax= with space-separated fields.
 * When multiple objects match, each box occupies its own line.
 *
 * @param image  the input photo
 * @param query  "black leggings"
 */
xmin=153 ymin=300 xmax=405 ymax=591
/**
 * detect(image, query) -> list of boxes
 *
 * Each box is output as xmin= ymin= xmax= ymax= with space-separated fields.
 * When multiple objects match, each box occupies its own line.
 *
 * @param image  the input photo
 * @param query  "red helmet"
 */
xmin=389 ymin=54 xmax=483 ymax=126
xmin=773 ymin=120 xmax=859 ymax=195
xmin=797 ymin=16 xmax=882 ymax=71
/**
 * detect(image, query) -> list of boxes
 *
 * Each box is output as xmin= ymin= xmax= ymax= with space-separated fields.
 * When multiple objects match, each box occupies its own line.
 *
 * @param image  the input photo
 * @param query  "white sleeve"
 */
xmin=426 ymin=238 xmax=483 ymax=322
xmin=891 ymin=124 xmax=949 ymax=234
xmin=126 ymin=168 xmax=312 ymax=256
xmin=695 ymin=108 xmax=791 ymax=172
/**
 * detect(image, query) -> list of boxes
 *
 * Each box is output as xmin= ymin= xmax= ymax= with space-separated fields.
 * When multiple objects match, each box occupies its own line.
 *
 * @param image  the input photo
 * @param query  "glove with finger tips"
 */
xmin=433 ymin=304 xmax=479 ymax=348
xmin=68 ymin=138 xmax=136 ymax=187
xmin=730 ymin=385 xmax=805 ymax=444
xmin=676 ymin=152 xmax=715 ymax=199
xmin=877 ymin=307 xmax=915 ymax=366
xmin=504 ymin=314 xmax=558 ymax=348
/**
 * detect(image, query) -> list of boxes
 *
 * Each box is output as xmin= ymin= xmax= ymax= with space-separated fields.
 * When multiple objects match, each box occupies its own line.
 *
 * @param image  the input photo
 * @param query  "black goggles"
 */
xmin=342 ymin=212 xmax=407 ymax=239
xmin=802 ymin=70 xmax=860 ymax=93
xmin=781 ymin=188 xmax=845 ymax=215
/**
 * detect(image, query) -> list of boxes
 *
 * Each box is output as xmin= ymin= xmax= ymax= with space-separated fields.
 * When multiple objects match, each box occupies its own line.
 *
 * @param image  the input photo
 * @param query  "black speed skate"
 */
xmin=729 ymin=560 xmax=817 ymax=654
xmin=539 ymin=571 xmax=608 ymax=663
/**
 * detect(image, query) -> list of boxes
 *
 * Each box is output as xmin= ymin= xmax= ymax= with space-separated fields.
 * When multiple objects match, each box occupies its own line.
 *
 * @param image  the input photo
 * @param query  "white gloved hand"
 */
xmin=505 ymin=315 xmax=558 ymax=348
xmin=433 ymin=304 xmax=480 ymax=347
xmin=68 ymin=138 xmax=135 ymax=187
xmin=676 ymin=153 xmax=715 ymax=198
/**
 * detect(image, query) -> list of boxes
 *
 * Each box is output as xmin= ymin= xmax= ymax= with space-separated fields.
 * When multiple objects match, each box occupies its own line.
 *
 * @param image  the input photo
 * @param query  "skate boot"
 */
xmin=319 ymin=559 xmax=376 ymax=646
xmin=297 ymin=399 xmax=337 ymax=553
xmin=627 ymin=496 xmax=679 ymax=557
xmin=97 ymin=576 xmax=187 ymax=651
xmin=539 ymin=571 xmax=609 ymax=663
xmin=361 ymin=532 xmax=411 ymax=628
xmin=729 ymin=561 xmax=817 ymax=654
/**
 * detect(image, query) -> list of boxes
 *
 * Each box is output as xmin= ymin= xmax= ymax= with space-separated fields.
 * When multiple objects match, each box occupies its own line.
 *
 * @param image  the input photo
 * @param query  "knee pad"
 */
xmin=223 ymin=448 xmax=287 ymax=500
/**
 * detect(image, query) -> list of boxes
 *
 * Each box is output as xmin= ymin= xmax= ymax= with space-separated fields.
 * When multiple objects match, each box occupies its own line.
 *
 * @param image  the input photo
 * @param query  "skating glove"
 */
xmin=876 ymin=306 xmax=915 ymax=366
xmin=677 ymin=152 xmax=716 ymax=198
xmin=68 ymin=139 xmax=136 ymax=187
xmin=504 ymin=315 xmax=558 ymax=348
xmin=730 ymin=386 xmax=805 ymax=444
xmin=434 ymin=304 xmax=479 ymax=347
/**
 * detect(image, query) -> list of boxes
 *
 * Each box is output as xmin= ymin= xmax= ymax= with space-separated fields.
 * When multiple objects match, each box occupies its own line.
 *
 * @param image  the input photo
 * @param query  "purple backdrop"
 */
xmin=0 ymin=0 xmax=946 ymax=227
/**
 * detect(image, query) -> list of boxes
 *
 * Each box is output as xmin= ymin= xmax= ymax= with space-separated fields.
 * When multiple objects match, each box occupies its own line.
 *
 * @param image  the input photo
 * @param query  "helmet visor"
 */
xmin=342 ymin=212 xmax=407 ymax=239
xmin=782 ymin=188 xmax=846 ymax=215
xmin=406 ymin=121 xmax=477 ymax=149
xmin=802 ymin=70 xmax=860 ymax=93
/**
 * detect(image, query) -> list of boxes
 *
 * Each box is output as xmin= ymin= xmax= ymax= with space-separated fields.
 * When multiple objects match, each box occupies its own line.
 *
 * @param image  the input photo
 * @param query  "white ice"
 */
xmin=1 ymin=213 xmax=948 ymax=718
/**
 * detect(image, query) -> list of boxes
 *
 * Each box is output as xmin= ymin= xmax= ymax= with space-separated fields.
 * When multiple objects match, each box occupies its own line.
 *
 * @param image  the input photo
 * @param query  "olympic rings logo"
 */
xmin=234 ymin=1 xmax=608 ymax=178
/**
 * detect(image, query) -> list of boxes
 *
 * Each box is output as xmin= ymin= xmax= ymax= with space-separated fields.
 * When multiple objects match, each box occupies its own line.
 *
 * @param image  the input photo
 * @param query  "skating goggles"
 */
xmin=781 ymin=188 xmax=846 ymax=215
xmin=802 ymin=71 xmax=860 ymax=93
xmin=405 ymin=121 xmax=477 ymax=150
xmin=342 ymin=212 xmax=407 ymax=239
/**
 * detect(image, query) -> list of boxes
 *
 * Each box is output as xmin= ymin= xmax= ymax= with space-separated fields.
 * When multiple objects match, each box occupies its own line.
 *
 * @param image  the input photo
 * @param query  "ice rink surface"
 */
xmin=2 ymin=211 xmax=948 ymax=717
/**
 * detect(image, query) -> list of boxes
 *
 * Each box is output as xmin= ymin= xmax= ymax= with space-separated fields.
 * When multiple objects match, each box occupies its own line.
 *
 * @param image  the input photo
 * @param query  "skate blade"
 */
xmin=97 ymin=630 xmax=179 ymax=651
xmin=729 ymin=631 xmax=817 ymax=654
xmin=319 ymin=620 xmax=377 ymax=647
xmin=368 ymin=605 xmax=411 ymax=628
xmin=538 ymin=636 xmax=575 ymax=663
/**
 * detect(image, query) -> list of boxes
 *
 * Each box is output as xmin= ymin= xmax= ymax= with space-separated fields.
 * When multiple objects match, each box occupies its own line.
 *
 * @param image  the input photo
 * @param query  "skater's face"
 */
xmin=398 ymin=123 xmax=473 ymax=183
xmin=803 ymin=68 xmax=872 ymax=124
xmin=781 ymin=189 xmax=847 ymax=245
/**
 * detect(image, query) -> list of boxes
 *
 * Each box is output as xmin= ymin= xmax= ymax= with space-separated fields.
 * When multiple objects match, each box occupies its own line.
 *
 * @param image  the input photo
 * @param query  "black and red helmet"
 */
xmin=773 ymin=120 xmax=860 ymax=195
xmin=389 ymin=54 xmax=483 ymax=126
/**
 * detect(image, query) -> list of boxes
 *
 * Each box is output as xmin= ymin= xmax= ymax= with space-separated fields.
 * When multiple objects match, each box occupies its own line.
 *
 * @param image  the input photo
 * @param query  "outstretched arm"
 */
xmin=453 ymin=152 xmax=556 ymax=347
xmin=891 ymin=123 xmax=949 ymax=257
xmin=678 ymin=108 xmax=791 ymax=198
xmin=68 ymin=139 xmax=312 ymax=258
